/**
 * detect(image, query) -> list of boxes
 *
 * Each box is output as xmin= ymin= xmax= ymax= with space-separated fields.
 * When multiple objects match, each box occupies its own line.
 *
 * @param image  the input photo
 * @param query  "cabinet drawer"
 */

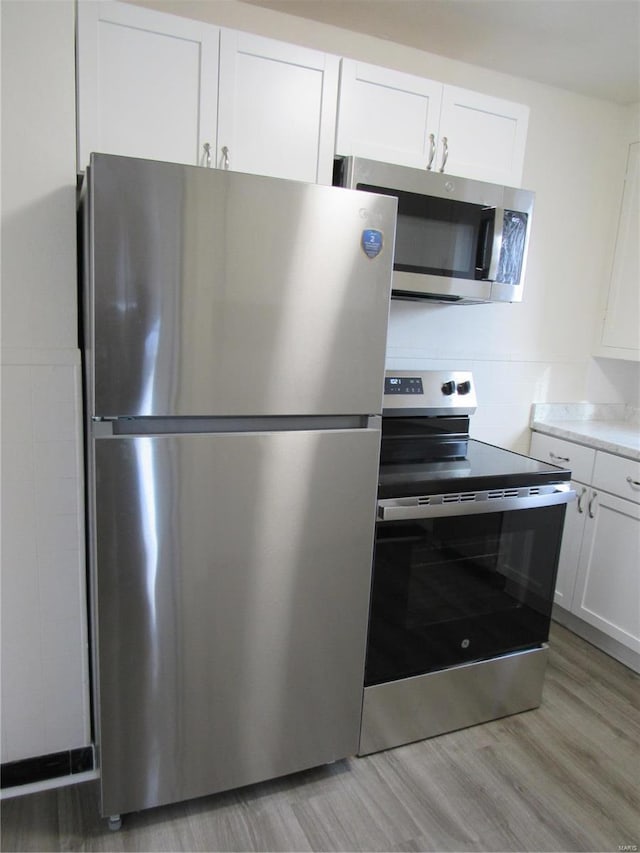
xmin=593 ymin=451 xmax=640 ymax=504
xmin=529 ymin=432 xmax=596 ymax=484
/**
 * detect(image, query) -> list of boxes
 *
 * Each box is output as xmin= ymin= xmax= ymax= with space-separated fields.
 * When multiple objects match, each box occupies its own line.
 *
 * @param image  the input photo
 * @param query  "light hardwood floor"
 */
xmin=2 ymin=623 xmax=639 ymax=852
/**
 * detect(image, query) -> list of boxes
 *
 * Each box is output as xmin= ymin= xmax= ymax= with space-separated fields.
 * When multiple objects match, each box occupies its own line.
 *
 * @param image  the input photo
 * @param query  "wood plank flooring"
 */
xmin=2 ymin=623 xmax=639 ymax=852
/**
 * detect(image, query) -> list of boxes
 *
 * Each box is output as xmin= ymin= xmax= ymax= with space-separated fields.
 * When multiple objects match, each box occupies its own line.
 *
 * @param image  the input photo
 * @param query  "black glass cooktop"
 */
xmin=378 ymin=439 xmax=571 ymax=499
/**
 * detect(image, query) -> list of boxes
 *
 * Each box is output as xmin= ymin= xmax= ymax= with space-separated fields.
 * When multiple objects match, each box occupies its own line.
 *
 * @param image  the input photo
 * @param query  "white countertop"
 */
xmin=530 ymin=403 xmax=640 ymax=461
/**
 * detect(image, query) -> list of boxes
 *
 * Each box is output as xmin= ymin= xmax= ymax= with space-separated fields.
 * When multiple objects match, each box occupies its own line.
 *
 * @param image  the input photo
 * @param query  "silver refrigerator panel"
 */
xmin=88 ymin=154 xmax=397 ymax=418
xmin=93 ymin=426 xmax=380 ymax=817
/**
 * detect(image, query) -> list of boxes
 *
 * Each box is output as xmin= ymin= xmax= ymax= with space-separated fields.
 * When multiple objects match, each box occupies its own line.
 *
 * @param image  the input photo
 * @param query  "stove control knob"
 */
xmin=441 ymin=380 xmax=456 ymax=396
xmin=457 ymin=380 xmax=472 ymax=395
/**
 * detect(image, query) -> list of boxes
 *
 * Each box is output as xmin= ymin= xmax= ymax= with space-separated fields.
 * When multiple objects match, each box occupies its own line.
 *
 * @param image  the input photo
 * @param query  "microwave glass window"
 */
xmin=396 ymin=215 xmax=476 ymax=277
xmin=359 ymin=184 xmax=492 ymax=280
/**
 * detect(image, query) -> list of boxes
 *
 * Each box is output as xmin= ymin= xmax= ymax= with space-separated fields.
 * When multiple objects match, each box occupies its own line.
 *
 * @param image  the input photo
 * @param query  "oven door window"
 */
xmin=365 ymin=505 xmax=565 ymax=686
xmin=358 ymin=183 xmax=494 ymax=280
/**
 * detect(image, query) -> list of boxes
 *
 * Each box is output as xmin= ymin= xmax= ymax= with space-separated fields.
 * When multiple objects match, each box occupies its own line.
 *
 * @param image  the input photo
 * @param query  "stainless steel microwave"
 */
xmin=334 ymin=157 xmax=535 ymax=305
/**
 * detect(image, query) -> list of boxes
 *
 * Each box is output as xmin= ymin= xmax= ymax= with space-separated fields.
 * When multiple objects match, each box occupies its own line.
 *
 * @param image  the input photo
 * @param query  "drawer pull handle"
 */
xmin=588 ymin=491 xmax=598 ymax=519
xmin=550 ymin=452 xmax=570 ymax=463
xmin=577 ymin=486 xmax=587 ymax=514
xmin=626 ymin=476 xmax=640 ymax=488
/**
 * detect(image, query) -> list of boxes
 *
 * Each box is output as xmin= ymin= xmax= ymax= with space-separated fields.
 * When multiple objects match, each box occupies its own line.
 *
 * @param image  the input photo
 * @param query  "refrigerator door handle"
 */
xmin=93 ymin=415 xmax=381 ymax=437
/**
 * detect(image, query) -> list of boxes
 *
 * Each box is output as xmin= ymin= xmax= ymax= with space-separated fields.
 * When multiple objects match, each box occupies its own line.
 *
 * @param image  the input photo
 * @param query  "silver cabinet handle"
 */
xmin=550 ymin=451 xmax=570 ymax=463
xmin=202 ymin=142 xmax=212 ymax=167
xmin=439 ymin=136 xmax=449 ymax=172
xmin=577 ymin=486 xmax=587 ymax=514
xmin=426 ymin=133 xmax=436 ymax=171
xmin=221 ymin=145 xmax=230 ymax=170
xmin=588 ymin=491 xmax=598 ymax=519
xmin=626 ymin=476 xmax=640 ymax=488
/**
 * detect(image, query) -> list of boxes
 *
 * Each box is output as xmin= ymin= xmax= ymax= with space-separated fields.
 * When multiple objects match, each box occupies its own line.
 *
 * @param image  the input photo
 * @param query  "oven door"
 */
xmin=365 ymin=497 xmax=570 ymax=687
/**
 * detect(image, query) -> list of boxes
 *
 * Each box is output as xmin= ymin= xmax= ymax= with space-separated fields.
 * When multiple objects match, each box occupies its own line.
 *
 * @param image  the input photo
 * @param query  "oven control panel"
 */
xmin=383 ymin=370 xmax=477 ymax=416
xmin=384 ymin=377 xmax=424 ymax=395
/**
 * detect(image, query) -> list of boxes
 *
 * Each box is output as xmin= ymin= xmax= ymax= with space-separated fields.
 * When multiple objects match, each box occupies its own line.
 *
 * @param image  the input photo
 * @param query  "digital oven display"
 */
xmin=385 ymin=377 xmax=424 ymax=395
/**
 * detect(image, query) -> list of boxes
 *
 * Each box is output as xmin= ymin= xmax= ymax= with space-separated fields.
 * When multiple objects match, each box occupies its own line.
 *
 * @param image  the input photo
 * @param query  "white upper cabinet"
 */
xmin=438 ymin=86 xmax=529 ymax=186
xmin=217 ymin=31 xmax=339 ymax=184
xmin=336 ymin=59 xmax=529 ymax=187
xmin=335 ymin=59 xmax=443 ymax=170
xmin=596 ymin=141 xmax=640 ymax=361
xmin=76 ymin=1 xmax=219 ymax=171
xmin=76 ymin=5 xmax=339 ymax=184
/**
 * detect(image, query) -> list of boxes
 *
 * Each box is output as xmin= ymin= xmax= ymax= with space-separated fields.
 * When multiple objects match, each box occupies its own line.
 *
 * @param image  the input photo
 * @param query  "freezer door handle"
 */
xmin=92 ymin=415 xmax=381 ymax=437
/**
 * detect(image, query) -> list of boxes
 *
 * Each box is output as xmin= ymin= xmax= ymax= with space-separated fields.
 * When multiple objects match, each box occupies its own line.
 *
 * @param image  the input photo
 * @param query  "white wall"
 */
xmin=1 ymin=0 xmax=637 ymax=767
xmin=1 ymin=0 xmax=90 ymax=763
xmin=127 ymin=0 xmax=638 ymax=453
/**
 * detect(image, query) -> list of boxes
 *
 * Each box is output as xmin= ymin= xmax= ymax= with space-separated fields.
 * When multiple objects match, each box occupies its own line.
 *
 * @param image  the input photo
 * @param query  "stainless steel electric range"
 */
xmin=359 ymin=370 xmax=575 ymax=755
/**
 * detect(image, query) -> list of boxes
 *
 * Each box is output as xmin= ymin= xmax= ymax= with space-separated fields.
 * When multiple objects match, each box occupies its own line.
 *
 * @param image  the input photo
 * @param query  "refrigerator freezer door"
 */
xmin=88 ymin=154 xmax=396 ymax=418
xmin=93 ymin=426 xmax=380 ymax=817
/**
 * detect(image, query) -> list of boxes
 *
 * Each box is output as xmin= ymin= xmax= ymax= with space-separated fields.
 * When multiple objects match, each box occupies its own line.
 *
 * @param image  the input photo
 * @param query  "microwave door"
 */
xmin=389 ymin=188 xmax=500 ymax=304
xmin=392 ymin=200 xmax=496 ymax=304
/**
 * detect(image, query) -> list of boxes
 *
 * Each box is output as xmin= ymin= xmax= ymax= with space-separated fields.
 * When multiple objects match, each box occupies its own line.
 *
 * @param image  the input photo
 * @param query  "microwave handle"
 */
xmin=487 ymin=206 xmax=504 ymax=281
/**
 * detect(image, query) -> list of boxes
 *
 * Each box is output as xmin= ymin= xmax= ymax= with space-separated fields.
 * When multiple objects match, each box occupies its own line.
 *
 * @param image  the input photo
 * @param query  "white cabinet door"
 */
xmin=335 ymin=61 xmax=529 ymax=185
xmin=598 ymin=141 xmax=640 ymax=360
xmin=335 ymin=59 xmax=442 ymax=169
xmin=553 ymin=481 xmax=588 ymax=608
xmin=529 ymin=431 xmax=593 ymax=607
xmin=217 ymin=31 xmax=339 ymax=184
xmin=76 ymin=0 xmax=219 ymax=170
xmin=572 ymin=489 xmax=640 ymax=653
xmin=438 ymin=86 xmax=529 ymax=186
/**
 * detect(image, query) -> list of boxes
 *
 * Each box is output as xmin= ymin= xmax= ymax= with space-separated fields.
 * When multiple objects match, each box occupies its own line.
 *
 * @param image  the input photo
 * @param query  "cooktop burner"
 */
xmin=378 ymin=440 xmax=571 ymax=499
xmin=379 ymin=369 xmax=571 ymax=499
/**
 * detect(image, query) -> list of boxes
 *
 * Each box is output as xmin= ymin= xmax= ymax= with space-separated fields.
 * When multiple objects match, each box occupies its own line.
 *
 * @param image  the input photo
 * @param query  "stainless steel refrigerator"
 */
xmin=80 ymin=154 xmax=397 ymax=822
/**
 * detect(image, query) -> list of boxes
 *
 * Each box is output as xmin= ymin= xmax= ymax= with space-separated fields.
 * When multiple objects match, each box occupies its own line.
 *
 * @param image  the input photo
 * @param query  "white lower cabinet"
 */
xmin=552 ymin=480 xmax=589 ymax=609
xmin=530 ymin=431 xmax=640 ymax=661
xmin=572 ymin=488 xmax=640 ymax=650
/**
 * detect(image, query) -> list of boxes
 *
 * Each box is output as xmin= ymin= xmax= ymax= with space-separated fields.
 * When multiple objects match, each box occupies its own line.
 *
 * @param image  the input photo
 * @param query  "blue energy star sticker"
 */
xmin=361 ymin=229 xmax=383 ymax=259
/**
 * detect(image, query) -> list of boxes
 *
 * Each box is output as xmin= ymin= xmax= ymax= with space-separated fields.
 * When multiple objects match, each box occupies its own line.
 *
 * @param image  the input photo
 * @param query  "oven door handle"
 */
xmin=377 ymin=485 xmax=576 ymax=521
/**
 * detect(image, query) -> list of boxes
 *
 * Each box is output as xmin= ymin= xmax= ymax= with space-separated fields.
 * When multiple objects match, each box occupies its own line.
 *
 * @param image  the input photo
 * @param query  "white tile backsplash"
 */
xmin=35 ymin=477 xmax=80 ymax=522
xmin=31 ymin=363 xmax=77 ymax=405
xmin=35 ymin=511 xmax=82 ymax=553
xmin=1 ymin=355 xmax=90 ymax=763
xmin=34 ymin=439 xmax=79 ymax=482
xmin=0 ymin=630 xmax=47 ymax=760
xmin=1 ymin=365 xmax=33 ymax=444
xmin=42 ymin=614 xmax=90 ymax=750
xmin=38 ymin=550 xmax=85 ymax=627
